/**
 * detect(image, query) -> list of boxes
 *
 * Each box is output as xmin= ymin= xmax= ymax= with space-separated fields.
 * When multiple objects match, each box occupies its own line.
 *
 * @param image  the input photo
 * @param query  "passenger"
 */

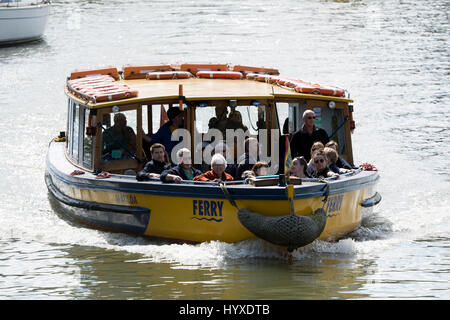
xmin=290 ymin=109 xmax=329 ymax=161
xmin=289 ymin=156 xmax=310 ymax=178
xmin=160 ymin=148 xmax=202 ymax=183
xmin=208 ymin=105 xmax=230 ymax=134
xmin=306 ymin=141 xmax=325 ymax=177
xmin=136 ymin=143 xmax=171 ymax=181
xmin=214 ymin=140 xmax=236 ymax=177
xmin=234 ymin=137 xmax=259 ymax=180
xmin=193 ymin=141 xmax=211 ymax=173
xmin=325 ymin=140 xmax=357 ymax=169
xmin=227 ymin=110 xmax=248 ymax=132
xmin=324 ymin=147 xmax=354 ymax=174
xmin=102 ymin=113 xmax=137 ymax=160
xmin=309 ymin=150 xmax=338 ymax=179
xmin=147 ymin=107 xmax=184 ymax=160
xmin=242 ymin=161 xmax=270 ymax=180
xmin=193 ymin=154 xmax=234 ymax=182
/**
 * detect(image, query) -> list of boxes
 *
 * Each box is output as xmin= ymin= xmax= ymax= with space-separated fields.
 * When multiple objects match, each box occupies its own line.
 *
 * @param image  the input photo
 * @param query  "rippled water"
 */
xmin=0 ymin=0 xmax=449 ymax=300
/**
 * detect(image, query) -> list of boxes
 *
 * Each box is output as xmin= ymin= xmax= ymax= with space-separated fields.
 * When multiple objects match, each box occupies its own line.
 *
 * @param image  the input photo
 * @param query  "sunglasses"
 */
xmin=314 ymin=158 xmax=325 ymax=164
xmin=307 ymin=116 xmax=316 ymax=119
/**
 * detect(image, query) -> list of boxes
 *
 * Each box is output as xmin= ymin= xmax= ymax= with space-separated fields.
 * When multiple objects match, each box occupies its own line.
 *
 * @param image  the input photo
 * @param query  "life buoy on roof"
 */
xmin=253 ymin=73 xmax=279 ymax=83
xmin=197 ymin=71 xmax=243 ymax=79
xmin=146 ymin=71 xmax=193 ymax=80
xmin=122 ymin=65 xmax=173 ymax=79
xmin=178 ymin=63 xmax=228 ymax=75
xmin=276 ymin=78 xmax=345 ymax=97
xmin=67 ymin=75 xmax=138 ymax=103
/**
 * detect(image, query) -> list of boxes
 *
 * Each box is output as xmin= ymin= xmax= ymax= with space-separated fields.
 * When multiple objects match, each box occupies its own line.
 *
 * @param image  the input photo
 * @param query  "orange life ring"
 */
xmin=146 ymin=71 xmax=193 ymax=80
xmin=196 ymin=71 xmax=243 ymax=79
xmin=316 ymin=86 xmax=346 ymax=97
xmin=252 ymin=74 xmax=279 ymax=84
xmin=67 ymin=75 xmax=138 ymax=103
xmin=122 ymin=65 xmax=173 ymax=79
xmin=245 ymin=73 xmax=259 ymax=80
xmin=178 ymin=63 xmax=228 ymax=75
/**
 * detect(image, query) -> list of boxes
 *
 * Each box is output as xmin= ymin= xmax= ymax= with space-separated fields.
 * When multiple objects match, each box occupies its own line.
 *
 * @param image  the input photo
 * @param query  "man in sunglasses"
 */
xmin=290 ymin=110 xmax=329 ymax=161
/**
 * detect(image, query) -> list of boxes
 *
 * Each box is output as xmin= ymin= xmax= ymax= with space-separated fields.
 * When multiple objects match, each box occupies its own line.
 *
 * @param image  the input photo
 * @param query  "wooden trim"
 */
xmin=136 ymin=105 xmax=143 ymax=170
xmin=340 ymin=102 xmax=354 ymax=165
xmin=100 ymin=159 xmax=139 ymax=172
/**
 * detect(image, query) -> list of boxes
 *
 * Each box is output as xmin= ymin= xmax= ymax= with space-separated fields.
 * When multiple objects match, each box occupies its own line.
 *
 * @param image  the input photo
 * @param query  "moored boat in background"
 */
xmin=0 ymin=0 xmax=50 ymax=45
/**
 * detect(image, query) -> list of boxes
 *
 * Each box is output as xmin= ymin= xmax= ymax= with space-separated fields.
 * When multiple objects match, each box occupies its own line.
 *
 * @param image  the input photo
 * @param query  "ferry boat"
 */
xmin=45 ymin=63 xmax=381 ymax=251
xmin=0 ymin=0 xmax=50 ymax=45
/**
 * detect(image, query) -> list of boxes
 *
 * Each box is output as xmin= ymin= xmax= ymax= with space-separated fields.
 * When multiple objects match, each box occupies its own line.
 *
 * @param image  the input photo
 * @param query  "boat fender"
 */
xmin=360 ymin=163 xmax=378 ymax=171
xmin=70 ymin=170 xmax=85 ymax=176
xmin=238 ymin=208 xmax=327 ymax=252
xmin=361 ymin=192 xmax=382 ymax=208
xmin=95 ymin=171 xmax=111 ymax=179
xmin=219 ymin=182 xmax=328 ymax=252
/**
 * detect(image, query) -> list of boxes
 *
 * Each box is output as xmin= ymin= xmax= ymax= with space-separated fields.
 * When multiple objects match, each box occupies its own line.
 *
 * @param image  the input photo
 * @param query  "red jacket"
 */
xmin=193 ymin=170 xmax=234 ymax=181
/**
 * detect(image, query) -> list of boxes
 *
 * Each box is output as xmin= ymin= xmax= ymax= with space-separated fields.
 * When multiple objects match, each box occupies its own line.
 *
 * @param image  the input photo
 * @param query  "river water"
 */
xmin=0 ymin=0 xmax=449 ymax=300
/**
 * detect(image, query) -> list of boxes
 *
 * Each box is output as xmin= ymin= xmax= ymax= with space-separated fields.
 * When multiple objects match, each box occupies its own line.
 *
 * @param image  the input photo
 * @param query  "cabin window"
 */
xmin=292 ymin=102 xmax=349 ymax=156
xmin=82 ymin=108 xmax=93 ymax=168
xmin=100 ymin=109 xmax=138 ymax=162
xmin=275 ymin=101 xmax=304 ymax=135
xmin=71 ymin=103 xmax=80 ymax=162
xmin=194 ymin=101 xmax=267 ymax=139
xmin=66 ymin=99 xmax=71 ymax=152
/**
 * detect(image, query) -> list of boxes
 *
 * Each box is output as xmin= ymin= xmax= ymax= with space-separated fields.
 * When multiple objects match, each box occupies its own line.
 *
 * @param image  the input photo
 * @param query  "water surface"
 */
xmin=0 ymin=0 xmax=449 ymax=299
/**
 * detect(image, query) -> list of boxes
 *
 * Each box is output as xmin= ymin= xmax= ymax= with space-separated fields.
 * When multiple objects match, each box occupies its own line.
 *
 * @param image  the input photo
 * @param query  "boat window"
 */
xmin=275 ymin=101 xmax=303 ymax=135
xmin=100 ymin=109 xmax=138 ymax=162
xmin=72 ymin=103 xmax=80 ymax=162
xmin=82 ymin=108 xmax=93 ymax=168
xmin=194 ymin=101 xmax=267 ymax=139
xmin=144 ymin=104 xmax=172 ymax=134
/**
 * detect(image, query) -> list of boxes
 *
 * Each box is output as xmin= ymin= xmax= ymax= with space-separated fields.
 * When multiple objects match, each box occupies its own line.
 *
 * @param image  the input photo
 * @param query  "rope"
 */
xmin=219 ymin=181 xmax=238 ymax=209
xmin=318 ymin=178 xmax=330 ymax=207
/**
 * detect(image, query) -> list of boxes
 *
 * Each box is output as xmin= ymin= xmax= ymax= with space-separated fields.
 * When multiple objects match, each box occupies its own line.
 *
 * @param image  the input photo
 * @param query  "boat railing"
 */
xmin=131 ymin=169 xmax=364 ymax=186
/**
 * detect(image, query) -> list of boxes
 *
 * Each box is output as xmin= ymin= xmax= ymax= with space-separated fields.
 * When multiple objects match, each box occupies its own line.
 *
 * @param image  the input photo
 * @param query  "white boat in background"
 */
xmin=0 ymin=0 xmax=50 ymax=45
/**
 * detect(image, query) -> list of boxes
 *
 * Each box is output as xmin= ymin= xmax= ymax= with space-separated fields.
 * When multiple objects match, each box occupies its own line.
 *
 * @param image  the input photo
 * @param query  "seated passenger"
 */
xmin=242 ymin=161 xmax=269 ymax=180
xmin=309 ymin=150 xmax=338 ymax=179
xmin=102 ymin=113 xmax=137 ymax=160
xmin=306 ymin=141 xmax=325 ymax=177
xmin=208 ymin=105 xmax=230 ymax=134
xmin=147 ymin=107 xmax=184 ymax=161
xmin=325 ymin=140 xmax=357 ymax=169
xmin=193 ymin=154 xmax=234 ymax=182
xmin=214 ymin=140 xmax=236 ymax=177
xmin=235 ymin=137 xmax=259 ymax=180
xmin=227 ymin=110 xmax=248 ymax=132
xmin=324 ymin=147 xmax=352 ymax=174
xmin=160 ymin=148 xmax=202 ymax=183
xmin=136 ymin=143 xmax=171 ymax=181
xmin=289 ymin=156 xmax=310 ymax=178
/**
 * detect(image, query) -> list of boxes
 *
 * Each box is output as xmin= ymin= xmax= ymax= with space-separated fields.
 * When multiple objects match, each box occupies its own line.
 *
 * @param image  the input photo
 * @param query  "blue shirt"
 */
xmin=150 ymin=122 xmax=183 ymax=158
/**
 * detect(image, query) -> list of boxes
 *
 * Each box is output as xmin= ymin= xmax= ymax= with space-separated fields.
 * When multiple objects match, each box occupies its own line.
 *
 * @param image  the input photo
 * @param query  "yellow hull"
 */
xmin=46 ymin=142 xmax=380 ymax=246
xmin=50 ymin=173 xmax=374 ymax=243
